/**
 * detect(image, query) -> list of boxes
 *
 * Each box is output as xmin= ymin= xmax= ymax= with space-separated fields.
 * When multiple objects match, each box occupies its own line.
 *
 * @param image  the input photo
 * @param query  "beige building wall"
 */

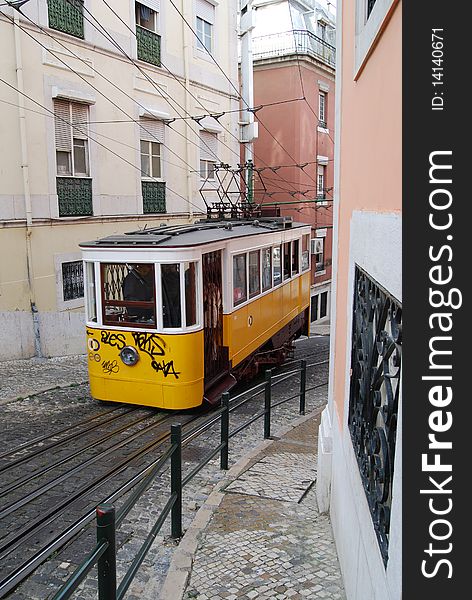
xmin=317 ymin=1 xmax=402 ymax=599
xmin=0 ymin=0 xmax=240 ymax=360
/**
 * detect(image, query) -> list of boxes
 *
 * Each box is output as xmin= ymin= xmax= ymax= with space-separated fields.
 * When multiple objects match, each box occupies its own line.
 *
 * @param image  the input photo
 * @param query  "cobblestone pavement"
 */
xmin=0 ymin=336 xmax=340 ymax=599
xmin=164 ymin=412 xmax=346 ymax=600
xmin=0 ymin=355 xmax=88 ymax=404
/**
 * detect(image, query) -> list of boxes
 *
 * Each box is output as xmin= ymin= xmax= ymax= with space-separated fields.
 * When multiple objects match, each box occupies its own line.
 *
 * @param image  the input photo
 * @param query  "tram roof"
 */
xmin=80 ymin=217 xmax=310 ymax=249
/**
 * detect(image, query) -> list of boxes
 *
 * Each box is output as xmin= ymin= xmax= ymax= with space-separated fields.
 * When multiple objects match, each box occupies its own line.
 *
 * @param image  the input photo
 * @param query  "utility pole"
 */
xmin=239 ymin=0 xmax=258 ymax=203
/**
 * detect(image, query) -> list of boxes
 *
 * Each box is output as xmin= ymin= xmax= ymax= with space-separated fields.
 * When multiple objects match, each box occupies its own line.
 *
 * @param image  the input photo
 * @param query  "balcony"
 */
xmin=142 ymin=181 xmax=166 ymax=214
xmin=47 ymin=0 xmax=84 ymax=39
xmin=57 ymin=177 xmax=93 ymax=217
xmin=252 ymin=30 xmax=335 ymax=68
xmin=136 ymin=25 xmax=161 ymax=67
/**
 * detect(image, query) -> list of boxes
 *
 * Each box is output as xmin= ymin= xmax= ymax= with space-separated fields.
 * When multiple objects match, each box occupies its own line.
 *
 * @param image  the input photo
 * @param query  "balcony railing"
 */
xmin=47 ymin=0 xmax=84 ymax=39
xmin=142 ymin=181 xmax=166 ymax=214
xmin=252 ymin=30 xmax=335 ymax=68
xmin=136 ymin=25 xmax=161 ymax=67
xmin=57 ymin=177 xmax=93 ymax=217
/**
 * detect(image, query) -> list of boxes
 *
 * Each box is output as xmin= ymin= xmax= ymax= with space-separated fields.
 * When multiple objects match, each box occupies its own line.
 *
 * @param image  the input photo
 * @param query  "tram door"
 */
xmin=202 ymin=250 xmax=226 ymax=388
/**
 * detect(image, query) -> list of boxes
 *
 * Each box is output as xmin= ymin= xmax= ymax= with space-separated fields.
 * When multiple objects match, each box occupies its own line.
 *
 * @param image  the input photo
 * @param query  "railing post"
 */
xmin=264 ymin=369 xmax=272 ymax=439
xmin=299 ymin=359 xmax=307 ymax=415
xmin=96 ymin=504 xmax=117 ymax=600
xmin=220 ymin=392 xmax=230 ymax=470
xmin=170 ymin=423 xmax=182 ymax=539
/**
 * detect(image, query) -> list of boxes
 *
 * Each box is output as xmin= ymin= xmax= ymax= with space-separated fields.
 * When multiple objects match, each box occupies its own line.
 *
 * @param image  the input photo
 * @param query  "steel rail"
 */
xmin=0 ymin=406 xmax=139 ymax=474
xmin=0 ymin=405 xmax=124 ymax=462
xmin=0 ymin=411 xmax=156 ymax=498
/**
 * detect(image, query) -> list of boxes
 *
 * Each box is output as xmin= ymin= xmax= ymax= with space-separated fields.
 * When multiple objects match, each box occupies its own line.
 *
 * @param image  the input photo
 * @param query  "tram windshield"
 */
xmin=101 ymin=263 xmax=156 ymax=327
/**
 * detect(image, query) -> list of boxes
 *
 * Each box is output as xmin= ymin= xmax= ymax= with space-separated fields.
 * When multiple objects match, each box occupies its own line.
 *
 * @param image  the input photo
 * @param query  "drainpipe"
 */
xmin=14 ymin=10 xmax=42 ymax=357
xmin=182 ymin=0 xmax=194 ymax=220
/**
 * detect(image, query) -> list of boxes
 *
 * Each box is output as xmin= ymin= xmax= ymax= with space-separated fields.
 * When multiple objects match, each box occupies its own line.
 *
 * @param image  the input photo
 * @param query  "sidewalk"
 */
xmin=159 ymin=410 xmax=345 ymax=600
xmin=0 ymin=354 xmax=88 ymax=405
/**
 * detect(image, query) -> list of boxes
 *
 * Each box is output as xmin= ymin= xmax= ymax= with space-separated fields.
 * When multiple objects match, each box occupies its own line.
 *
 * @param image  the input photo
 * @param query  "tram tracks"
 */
xmin=0 ymin=404 xmax=208 ymax=598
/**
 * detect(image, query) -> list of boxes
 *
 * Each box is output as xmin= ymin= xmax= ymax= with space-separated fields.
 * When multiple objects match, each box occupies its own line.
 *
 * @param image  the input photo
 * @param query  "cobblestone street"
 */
xmin=0 ymin=335 xmax=346 ymax=599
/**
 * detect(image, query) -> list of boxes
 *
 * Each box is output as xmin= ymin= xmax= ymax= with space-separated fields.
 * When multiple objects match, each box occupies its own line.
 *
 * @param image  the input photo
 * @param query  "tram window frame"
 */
xmin=248 ymin=250 xmax=261 ymax=299
xmin=302 ymin=234 xmax=310 ymax=271
xmin=161 ymin=263 xmax=182 ymax=329
xmin=283 ymin=242 xmax=291 ymax=281
xmin=273 ymin=245 xmax=282 ymax=287
xmin=184 ymin=261 xmax=198 ymax=327
xmin=291 ymin=239 xmax=300 ymax=276
xmin=101 ymin=263 xmax=157 ymax=328
xmin=262 ymin=247 xmax=272 ymax=292
xmin=85 ymin=261 xmax=97 ymax=323
xmin=233 ymin=253 xmax=247 ymax=307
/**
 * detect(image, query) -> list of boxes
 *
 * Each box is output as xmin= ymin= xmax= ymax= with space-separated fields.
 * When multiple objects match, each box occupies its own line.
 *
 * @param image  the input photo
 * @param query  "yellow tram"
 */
xmin=80 ymin=217 xmax=311 ymax=409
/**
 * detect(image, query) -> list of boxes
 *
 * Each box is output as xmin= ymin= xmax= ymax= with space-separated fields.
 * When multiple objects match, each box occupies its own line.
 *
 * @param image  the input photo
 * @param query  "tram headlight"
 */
xmin=119 ymin=346 xmax=140 ymax=366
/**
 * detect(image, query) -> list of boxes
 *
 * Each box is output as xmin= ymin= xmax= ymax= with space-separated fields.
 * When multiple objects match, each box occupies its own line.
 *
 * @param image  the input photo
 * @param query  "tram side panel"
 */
xmin=224 ymin=271 xmax=311 ymax=368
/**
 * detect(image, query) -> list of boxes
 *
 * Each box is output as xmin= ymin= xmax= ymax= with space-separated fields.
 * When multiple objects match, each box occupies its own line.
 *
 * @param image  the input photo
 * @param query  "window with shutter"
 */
xmin=199 ymin=130 xmax=218 ymax=179
xmin=53 ymin=100 xmax=89 ymax=177
xmin=139 ymin=118 xmax=166 ymax=214
xmin=196 ymin=0 xmax=215 ymax=52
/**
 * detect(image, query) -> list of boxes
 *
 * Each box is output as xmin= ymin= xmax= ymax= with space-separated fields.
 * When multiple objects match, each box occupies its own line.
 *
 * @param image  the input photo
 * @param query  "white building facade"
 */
xmin=0 ymin=0 xmax=240 ymax=360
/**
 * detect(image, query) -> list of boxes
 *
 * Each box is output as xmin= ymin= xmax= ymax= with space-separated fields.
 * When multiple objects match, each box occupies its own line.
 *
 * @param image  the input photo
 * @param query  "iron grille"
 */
xmin=136 ymin=25 xmax=161 ymax=67
xmin=142 ymin=181 xmax=166 ymax=214
xmin=348 ymin=266 xmax=402 ymax=566
xmin=103 ymin=264 xmax=129 ymax=302
xmin=367 ymin=0 xmax=377 ymax=18
xmin=62 ymin=261 xmax=84 ymax=301
xmin=57 ymin=177 xmax=93 ymax=217
xmin=47 ymin=0 xmax=84 ymax=39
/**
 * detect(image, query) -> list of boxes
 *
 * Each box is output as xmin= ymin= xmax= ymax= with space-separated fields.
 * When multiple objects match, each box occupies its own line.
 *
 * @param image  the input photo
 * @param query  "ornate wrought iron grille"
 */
xmin=142 ymin=181 xmax=166 ymax=214
xmin=367 ymin=0 xmax=377 ymax=19
xmin=47 ymin=0 xmax=84 ymax=39
xmin=62 ymin=261 xmax=84 ymax=301
xmin=348 ymin=266 xmax=402 ymax=566
xmin=102 ymin=264 xmax=128 ymax=302
xmin=57 ymin=177 xmax=93 ymax=217
xmin=136 ymin=25 xmax=161 ymax=67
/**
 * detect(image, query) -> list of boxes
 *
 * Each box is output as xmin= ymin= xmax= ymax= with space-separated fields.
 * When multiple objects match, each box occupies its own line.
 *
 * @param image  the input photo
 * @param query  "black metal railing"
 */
xmin=142 ymin=180 xmax=166 ymax=214
xmin=136 ymin=25 xmax=161 ymax=67
xmin=57 ymin=177 xmax=93 ymax=217
xmin=252 ymin=30 xmax=336 ymax=68
xmin=52 ymin=358 xmax=327 ymax=599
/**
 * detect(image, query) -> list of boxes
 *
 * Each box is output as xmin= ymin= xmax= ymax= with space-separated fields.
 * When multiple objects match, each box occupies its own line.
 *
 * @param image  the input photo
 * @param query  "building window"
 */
xmin=140 ymin=118 xmax=166 ymax=214
xmin=318 ymin=92 xmax=327 ymax=128
xmin=200 ymin=130 xmax=218 ymax=180
xmin=47 ymin=0 xmax=84 ymax=39
xmin=311 ymin=238 xmax=324 ymax=272
xmin=136 ymin=1 xmax=161 ymax=66
xmin=233 ymin=254 xmax=247 ymax=306
xmin=317 ymin=164 xmax=326 ymax=198
xmin=318 ymin=21 xmax=327 ymax=41
xmin=62 ymin=261 xmax=84 ymax=301
xmin=53 ymin=99 xmax=92 ymax=217
xmin=311 ymin=290 xmax=329 ymax=322
xmin=196 ymin=0 xmax=215 ymax=52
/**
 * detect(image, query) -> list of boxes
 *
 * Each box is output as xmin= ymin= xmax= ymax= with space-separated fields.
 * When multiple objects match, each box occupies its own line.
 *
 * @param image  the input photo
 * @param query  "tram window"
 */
xmin=233 ymin=254 xmax=247 ymax=306
xmin=85 ymin=262 xmax=97 ymax=322
xmin=161 ymin=264 xmax=182 ymax=328
xmin=283 ymin=242 xmax=291 ymax=280
xmin=273 ymin=246 xmax=282 ymax=286
xmin=102 ymin=263 xmax=156 ymax=327
xmin=292 ymin=239 xmax=300 ymax=275
xmin=262 ymin=247 xmax=272 ymax=292
xmin=301 ymin=234 xmax=310 ymax=271
xmin=249 ymin=250 xmax=261 ymax=298
xmin=184 ymin=262 xmax=197 ymax=327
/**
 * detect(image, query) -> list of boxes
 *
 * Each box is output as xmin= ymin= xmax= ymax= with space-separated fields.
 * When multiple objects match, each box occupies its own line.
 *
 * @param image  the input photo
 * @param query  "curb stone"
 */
xmin=158 ymin=409 xmax=322 ymax=600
